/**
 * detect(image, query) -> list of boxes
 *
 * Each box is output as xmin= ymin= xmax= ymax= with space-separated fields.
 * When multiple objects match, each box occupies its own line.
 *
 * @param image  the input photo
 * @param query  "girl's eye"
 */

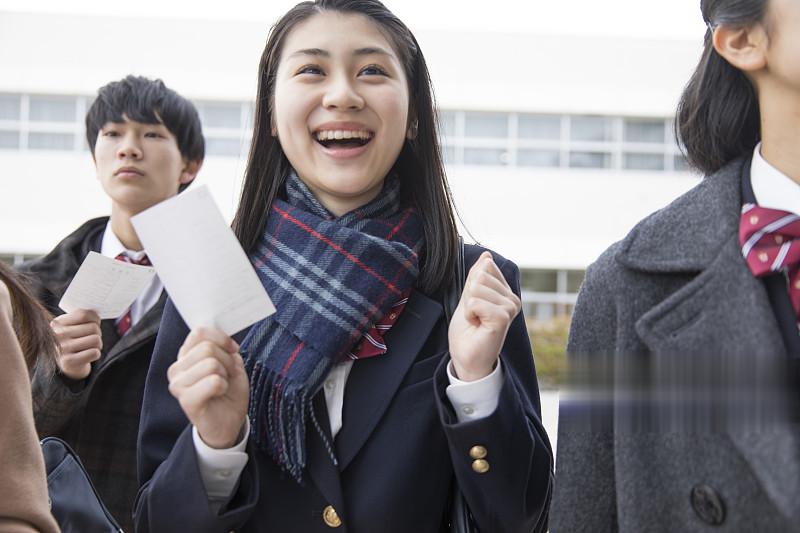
xmin=359 ymin=65 xmax=388 ymax=76
xmin=102 ymin=130 xmax=119 ymax=137
xmin=297 ymin=65 xmax=324 ymax=76
xmin=144 ymin=131 xmax=163 ymax=138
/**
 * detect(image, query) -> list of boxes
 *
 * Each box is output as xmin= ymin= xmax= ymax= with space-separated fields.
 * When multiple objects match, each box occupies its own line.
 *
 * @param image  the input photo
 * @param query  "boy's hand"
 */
xmin=167 ymin=327 xmax=249 ymax=449
xmin=51 ymin=309 xmax=103 ymax=380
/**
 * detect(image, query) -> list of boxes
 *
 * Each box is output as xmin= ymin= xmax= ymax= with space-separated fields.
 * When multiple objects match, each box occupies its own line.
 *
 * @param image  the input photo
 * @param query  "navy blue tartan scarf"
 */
xmin=240 ymin=171 xmax=424 ymax=481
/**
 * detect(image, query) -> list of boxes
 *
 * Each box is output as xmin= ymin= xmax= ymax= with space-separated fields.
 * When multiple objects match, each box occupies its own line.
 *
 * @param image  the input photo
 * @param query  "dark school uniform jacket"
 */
xmin=21 ymin=216 xmax=166 ymax=533
xmin=551 ymin=157 xmax=800 ymax=532
xmin=135 ymin=244 xmax=554 ymax=533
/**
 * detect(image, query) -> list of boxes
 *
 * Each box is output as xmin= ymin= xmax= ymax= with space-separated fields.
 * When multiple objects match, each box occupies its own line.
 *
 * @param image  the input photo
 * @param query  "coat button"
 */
xmin=690 ymin=484 xmax=725 ymax=525
xmin=469 ymin=445 xmax=487 ymax=459
xmin=323 ymin=505 xmax=342 ymax=528
xmin=472 ymin=459 xmax=490 ymax=474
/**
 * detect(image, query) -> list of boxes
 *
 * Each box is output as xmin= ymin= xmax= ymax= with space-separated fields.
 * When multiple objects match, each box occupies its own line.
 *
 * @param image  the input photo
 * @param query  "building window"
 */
xmin=623 ymin=118 xmax=665 ymax=144
xmin=570 ymin=116 xmax=613 ymax=142
xmin=0 ymin=130 xmax=19 ymax=149
xmin=519 ymin=268 xmax=582 ymax=321
xmin=624 ymin=152 xmax=665 ymax=171
xmin=569 ymin=151 xmax=611 ymax=169
xmin=517 ymin=149 xmax=560 ymax=168
xmin=0 ymin=94 xmax=20 ymax=121
xmin=28 ymin=132 xmax=75 ymax=150
xmin=566 ymin=270 xmax=586 ymax=293
xmin=29 ymin=96 xmax=77 ymax=123
xmin=197 ymin=102 xmax=241 ymax=129
xmin=464 ymin=112 xmax=508 ymax=138
xmin=464 ymin=147 xmax=508 ymax=166
xmin=0 ymin=253 xmax=38 ymax=266
xmin=518 ymin=114 xmax=560 ymax=140
xmin=521 ymin=269 xmax=558 ymax=293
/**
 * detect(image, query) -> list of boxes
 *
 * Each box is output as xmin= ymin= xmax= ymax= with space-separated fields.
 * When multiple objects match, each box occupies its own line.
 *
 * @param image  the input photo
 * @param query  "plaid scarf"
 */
xmin=240 ymin=171 xmax=423 ymax=481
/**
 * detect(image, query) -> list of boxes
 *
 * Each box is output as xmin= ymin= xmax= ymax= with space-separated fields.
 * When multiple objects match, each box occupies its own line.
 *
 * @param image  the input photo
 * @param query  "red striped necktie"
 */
xmin=739 ymin=203 xmax=800 ymax=317
xmin=114 ymin=252 xmax=152 ymax=337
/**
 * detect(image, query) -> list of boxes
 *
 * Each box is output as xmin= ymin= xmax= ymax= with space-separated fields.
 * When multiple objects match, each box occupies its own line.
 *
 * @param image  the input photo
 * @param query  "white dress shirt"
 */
xmin=100 ymin=221 xmax=163 ymax=326
xmin=750 ymin=143 xmax=800 ymax=212
xmin=194 ymin=344 xmax=505 ymax=504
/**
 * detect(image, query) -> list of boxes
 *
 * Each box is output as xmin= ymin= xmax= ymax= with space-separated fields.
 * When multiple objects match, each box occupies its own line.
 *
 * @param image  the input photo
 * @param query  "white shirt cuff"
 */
xmin=445 ymin=358 xmax=504 ymax=423
xmin=192 ymin=419 xmax=250 ymax=502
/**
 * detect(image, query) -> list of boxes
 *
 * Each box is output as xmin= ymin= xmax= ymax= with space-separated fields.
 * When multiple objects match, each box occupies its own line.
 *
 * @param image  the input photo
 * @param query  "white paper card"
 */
xmin=131 ymin=185 xmax=275 ymax=335
xmin=59 ymin=251 xmax=156 ymax=319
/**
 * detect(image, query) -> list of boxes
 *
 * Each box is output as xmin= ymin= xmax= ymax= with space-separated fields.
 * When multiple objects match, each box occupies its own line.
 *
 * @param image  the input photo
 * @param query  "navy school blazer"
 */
xmin=134 ymin=244 xmax=553 ymax=533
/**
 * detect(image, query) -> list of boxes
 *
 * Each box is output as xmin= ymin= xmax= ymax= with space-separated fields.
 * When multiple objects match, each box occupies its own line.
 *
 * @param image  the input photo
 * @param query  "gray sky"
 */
xmin=0 ymin=0 xmax=706 ymax=40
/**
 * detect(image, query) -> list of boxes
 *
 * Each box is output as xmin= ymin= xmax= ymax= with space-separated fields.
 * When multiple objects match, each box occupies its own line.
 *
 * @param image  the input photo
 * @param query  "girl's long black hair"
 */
xmin=0 ymin=262 xmax=56 ymax=374
xmin=232 ymin=0 xmax=458 ymax=295
xmin=676 ymin=0 xmax=769 ymax=176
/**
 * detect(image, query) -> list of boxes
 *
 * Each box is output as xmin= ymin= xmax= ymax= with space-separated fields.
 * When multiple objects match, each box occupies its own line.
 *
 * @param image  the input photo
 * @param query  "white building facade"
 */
xmin=0 ymin=11 xmax=705 ymax=318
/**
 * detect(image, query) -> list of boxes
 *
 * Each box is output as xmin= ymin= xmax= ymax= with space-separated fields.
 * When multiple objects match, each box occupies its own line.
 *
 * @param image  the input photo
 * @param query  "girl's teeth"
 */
xmin=315 ymin=130 xmax=371 ymax=141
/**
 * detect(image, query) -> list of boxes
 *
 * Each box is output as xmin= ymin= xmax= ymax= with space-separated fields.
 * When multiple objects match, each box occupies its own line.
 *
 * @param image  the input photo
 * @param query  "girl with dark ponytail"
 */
xmin=553 ymin=1 xmax=800 ymax=531
xmin=677 ymin=0 xmax=767 ymax=176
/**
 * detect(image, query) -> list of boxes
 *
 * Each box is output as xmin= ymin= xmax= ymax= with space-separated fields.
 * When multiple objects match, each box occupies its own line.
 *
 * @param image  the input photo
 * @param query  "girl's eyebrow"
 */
xmin=289 ymin=48 xmax=329 ymax=58
xmin=353 ymin=46 xmax=392 ymax=57
xmin=288 ymin=46 xmax=393 ymax=59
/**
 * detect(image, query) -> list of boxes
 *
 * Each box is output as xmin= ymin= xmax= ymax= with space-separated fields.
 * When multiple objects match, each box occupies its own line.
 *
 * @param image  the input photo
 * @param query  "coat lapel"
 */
xmin=617 ymin=156 xmax=785 ymax=356
xmin=634 ymin=235 xmax=785 ymax=355
xmin=96 ymin=292 xmax=166 ymax=373
xmin=334 ymin=289 xmax=443 ymax=471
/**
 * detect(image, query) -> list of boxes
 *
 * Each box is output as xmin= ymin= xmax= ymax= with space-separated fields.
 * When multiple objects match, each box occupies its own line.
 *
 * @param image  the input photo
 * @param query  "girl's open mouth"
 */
xmin=314 ymin=129 xmax=373 ymax=149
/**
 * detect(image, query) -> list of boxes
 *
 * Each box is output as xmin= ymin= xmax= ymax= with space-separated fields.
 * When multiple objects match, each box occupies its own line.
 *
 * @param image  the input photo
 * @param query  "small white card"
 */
xmin=59 ymin=251 xmax=156 ymax=319
xmin=131 ymin=185 xmax=275 ymax=335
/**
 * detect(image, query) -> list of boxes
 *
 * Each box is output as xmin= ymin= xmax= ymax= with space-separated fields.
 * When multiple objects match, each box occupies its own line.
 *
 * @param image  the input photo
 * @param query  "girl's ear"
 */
xmin=406 ymin=117 xmax=418 ymax=140
xmin=712 ymin=22 xmax=768 ymax=73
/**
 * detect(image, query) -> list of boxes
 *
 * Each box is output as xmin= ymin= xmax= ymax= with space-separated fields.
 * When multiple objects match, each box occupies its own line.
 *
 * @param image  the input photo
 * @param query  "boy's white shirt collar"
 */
xmin=751 ymin=143 xmax=800 ymax=213
xmin=100 ymin=221 xmax=148 ymax=262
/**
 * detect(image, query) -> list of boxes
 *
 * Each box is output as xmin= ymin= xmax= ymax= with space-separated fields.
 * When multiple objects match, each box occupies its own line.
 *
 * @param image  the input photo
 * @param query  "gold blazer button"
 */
xmin=472 ymin=459 xmax=490 ymax=474
xmin=469 ymin=445 xmax=488 ymax=459
xmin=323 ymin=505 xmax=342 ymax=528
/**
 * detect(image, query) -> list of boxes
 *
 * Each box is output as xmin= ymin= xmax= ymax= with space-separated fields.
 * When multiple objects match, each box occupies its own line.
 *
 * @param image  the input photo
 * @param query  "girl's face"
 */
xmin=762 ymin=0 xmax=800 ymax=95
xmin=273 ymin=11 xmax=411 ymax=216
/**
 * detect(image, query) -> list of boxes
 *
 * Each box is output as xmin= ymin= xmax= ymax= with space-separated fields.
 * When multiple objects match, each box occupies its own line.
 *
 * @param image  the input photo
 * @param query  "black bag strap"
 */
xmin=443 ymin=235 xmax=478 ymax=533
xmin=443 ymin=235 xmax=465 ymax=323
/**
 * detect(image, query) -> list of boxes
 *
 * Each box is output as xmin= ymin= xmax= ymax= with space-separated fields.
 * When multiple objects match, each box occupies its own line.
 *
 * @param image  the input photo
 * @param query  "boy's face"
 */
xmin=93 ymin=116 xmax=199 ymax=215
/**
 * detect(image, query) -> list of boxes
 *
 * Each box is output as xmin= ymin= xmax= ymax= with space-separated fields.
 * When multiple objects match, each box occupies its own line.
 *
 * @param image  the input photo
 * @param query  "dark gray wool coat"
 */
xmin=21 ymin=217 xmax=165 ymax=533
xmin=551 ymin=157 xmax=800 ymax=532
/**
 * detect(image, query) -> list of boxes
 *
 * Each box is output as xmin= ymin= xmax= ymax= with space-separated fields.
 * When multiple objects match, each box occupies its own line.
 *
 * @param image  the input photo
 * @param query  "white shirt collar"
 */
xmin=750 ymin=143 xmax=800 ymax=213
xmin=99 ymin=220 xmax=148 ymax=261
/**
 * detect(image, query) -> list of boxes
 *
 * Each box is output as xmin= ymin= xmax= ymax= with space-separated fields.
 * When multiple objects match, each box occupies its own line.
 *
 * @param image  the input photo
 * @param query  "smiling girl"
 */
xmin=134 ymin=2 xmax=553 ymax=532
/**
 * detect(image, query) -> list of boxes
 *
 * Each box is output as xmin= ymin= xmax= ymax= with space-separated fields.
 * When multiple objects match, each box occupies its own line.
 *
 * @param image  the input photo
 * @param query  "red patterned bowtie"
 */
xmin=114 ymin=252 xmax=152 ymax=337
xmin=347 ymin=291 xmax=410 ymax=360
xmin=740 ymin=203 xmax=800 ymax=316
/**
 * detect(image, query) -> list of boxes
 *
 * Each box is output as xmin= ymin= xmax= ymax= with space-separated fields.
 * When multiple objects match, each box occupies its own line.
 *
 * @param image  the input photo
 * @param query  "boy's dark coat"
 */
xmin=22 ymin=216 xmax=164 ymax=532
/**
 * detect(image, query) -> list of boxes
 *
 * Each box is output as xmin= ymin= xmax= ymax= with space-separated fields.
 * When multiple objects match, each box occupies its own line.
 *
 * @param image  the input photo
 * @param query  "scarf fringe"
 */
xmin=247 ymin=358 xmax=337 ymax=482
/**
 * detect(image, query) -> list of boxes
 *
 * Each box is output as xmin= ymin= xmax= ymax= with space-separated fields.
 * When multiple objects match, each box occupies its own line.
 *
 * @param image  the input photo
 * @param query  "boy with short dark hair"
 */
xmin=22 ymin=75 xmax=204 ymax=531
